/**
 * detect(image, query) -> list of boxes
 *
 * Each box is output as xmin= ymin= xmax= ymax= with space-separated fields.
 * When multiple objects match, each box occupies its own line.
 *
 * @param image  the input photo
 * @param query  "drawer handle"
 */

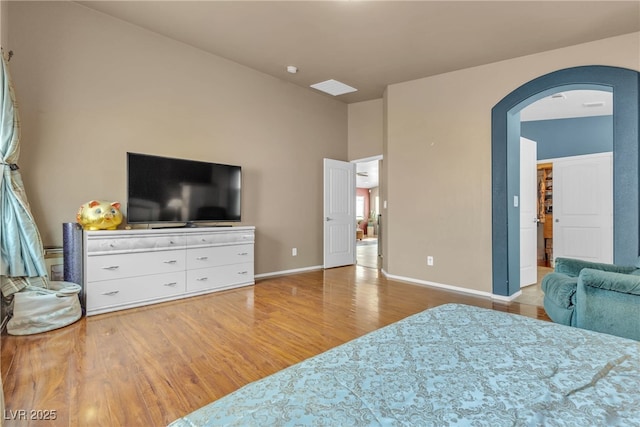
xmin=101 ymin=266 xmax=120 ymax=271
xmin=196 ymin=277 xmax=208 ymax=282
xmin=238 ymin=271 xmax=248 ymax=275
xmin=238 ymin=252 xmax=248 ymax=256
xmin=196 ymin=256 xmax=208 ymax=261
xmin=102 ymin=290 xmax=120 ymax=296
xmin=164 ymin=282 xmax=178 ymax=287
xmin=163 ymin=260 xmax=178 ymax=264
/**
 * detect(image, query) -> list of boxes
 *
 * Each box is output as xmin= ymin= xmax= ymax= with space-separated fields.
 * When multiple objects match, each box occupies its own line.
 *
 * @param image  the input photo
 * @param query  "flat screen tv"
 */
xmin=127 ymin=152 xmax=241 ymax=225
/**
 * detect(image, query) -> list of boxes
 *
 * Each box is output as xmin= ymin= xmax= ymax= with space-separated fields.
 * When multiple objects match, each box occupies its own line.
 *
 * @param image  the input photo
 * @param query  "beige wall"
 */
xmin=9 ymin=1 xmax=347 ymax=275
xmin=347 ymin=99 xmax=383 ymax=161
xmin=385 ymin=32 xmax=640 ymax=293
xmin=1 ymin=1 xmax=7 ymax=49
xmin=6 ymin=2 xmax=639 ymax=290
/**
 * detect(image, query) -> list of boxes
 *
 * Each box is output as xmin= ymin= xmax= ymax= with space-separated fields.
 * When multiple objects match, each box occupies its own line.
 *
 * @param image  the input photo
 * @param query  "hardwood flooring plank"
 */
xmin=2 ymin=266 xmax=550 ymax=426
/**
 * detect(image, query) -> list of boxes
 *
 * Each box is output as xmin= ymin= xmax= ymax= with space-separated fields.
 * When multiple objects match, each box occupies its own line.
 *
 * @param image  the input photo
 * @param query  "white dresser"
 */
xmin=83 ymin=226 xmax=255 ymax=316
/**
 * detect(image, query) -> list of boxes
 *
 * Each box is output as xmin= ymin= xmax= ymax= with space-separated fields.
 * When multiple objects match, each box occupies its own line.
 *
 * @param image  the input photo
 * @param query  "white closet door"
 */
xmin=553 ymin=153 xmax=613 ymax=264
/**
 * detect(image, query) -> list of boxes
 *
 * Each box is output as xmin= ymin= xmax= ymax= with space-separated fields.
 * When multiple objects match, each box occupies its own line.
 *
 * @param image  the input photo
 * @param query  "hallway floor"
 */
xmin=514 ymin=266 xmax=553 ymax=306
xmin=356 ymin=238 xmax=380 ymax=269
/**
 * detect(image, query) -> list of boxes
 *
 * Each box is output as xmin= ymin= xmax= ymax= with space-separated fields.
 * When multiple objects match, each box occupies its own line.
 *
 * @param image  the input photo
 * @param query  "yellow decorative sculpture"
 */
xmin=77 ymin=200 xmax=123 ymax=230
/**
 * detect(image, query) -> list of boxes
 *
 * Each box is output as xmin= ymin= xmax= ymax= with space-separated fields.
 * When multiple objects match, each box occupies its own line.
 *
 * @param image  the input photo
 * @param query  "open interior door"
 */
xmin=520 ymin=137 xmax=538 ymax=287
xmin=323 ymin=158 xmax=356 ymax=268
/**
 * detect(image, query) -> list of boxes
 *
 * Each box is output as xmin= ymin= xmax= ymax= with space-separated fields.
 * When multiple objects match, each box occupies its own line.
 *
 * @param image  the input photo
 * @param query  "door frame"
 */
xmin=353 ymin=155 xmax=383 ymax=266
xmin=491 ymin=66 xmax=639 ymax=297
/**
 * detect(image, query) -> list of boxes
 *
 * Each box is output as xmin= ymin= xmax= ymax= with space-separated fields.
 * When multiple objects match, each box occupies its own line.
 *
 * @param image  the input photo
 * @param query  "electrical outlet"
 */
xmin=292 ymin=248 xmax=297 ymax=256
xmin=427 ymin=256 xmax=434 ymax=266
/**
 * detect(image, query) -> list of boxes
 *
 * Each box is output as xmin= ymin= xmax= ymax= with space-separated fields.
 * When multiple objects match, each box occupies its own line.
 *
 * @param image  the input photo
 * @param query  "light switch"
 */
xmin=514 ymin=195 xmax=519 ymax=207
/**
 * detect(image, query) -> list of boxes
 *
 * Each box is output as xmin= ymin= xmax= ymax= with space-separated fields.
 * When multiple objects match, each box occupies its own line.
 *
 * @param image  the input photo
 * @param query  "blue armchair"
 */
xmin=541 ymin=257 xmax=640 ymax=341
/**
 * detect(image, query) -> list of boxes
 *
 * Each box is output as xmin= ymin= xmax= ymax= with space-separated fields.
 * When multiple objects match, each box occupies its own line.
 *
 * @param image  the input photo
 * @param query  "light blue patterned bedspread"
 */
xmin=169 ymin=303 xmax=640 ymax=426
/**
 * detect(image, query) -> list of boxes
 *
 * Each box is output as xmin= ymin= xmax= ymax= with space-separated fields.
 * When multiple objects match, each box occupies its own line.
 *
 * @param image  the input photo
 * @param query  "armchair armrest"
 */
xmin=554 ymin=257 xmax=636 ymax=277
xmin=541 ymin=273 xmax=577 ymax=308
xmin=578 ymin=268 xmax=640 ymax=296
xmin=576 ymin=268 xmax=640 ymax=341
xmin=541 ymin=272 xmax=578 ymax=326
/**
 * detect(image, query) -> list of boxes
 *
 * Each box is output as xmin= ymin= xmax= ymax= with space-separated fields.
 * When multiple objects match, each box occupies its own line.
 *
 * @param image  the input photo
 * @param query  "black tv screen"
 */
xmin=127 ymin=152 xmax=241 ymax=224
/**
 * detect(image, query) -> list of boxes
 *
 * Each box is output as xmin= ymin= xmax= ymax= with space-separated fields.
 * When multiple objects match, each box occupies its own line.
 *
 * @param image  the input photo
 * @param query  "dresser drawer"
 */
xmin=87 ymin=234 xmax=186 ymax=255
xmin=187 ymin=244 xmax=253 ymax=270
xmin=186 ymin=231 xmax=254 ymax=247
xmin=186 ymin=263 xmax=254 ymax=292
xmin=87 ymin=250 xmax=185 ymax=282
xmin=86 ymin=271 xmax=186 ymax=312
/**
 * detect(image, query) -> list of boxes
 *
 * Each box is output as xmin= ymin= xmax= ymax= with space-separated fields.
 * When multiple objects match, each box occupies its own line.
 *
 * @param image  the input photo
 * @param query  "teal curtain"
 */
xmin=0 ymin=49 xmax=47 ymax=297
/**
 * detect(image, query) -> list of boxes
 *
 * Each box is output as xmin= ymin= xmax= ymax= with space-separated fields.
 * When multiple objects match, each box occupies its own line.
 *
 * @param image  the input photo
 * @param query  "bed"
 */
xmin=169 ymin=303 xmax=640 ymax=426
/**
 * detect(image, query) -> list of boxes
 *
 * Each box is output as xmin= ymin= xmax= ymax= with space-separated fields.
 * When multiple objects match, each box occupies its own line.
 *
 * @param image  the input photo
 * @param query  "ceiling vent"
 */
xmin=310 ymin=79 xmax=357 ymax=96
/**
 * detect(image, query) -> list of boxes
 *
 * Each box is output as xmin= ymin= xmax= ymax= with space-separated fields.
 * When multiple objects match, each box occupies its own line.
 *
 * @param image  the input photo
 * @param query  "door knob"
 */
xmin=326 ymin=217 xmax=333 ymax=221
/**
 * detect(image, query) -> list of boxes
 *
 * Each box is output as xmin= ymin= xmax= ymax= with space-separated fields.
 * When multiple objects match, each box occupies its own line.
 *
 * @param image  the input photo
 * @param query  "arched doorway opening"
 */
xmin=491 ymin=66 xmax=639 ymax=297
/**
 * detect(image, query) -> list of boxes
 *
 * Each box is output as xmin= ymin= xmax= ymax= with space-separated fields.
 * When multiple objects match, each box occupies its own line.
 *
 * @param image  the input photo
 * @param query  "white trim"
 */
xmin=351 ymin=154 xmax=383 ymax=163
xmin=492 ymin=290 xmax=522 ymax=302
xmin=382 ymin=269 xmax=524 ymax=301
xmin=255 ymin=265 xmax=323 ymax=279
xmin=382 ymin=272 xmax=493 ymax=299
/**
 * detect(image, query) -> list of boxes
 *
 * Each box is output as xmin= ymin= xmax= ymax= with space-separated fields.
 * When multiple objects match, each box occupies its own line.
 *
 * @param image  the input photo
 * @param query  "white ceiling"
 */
xmin=520 ymin=90 xmax=613 ymax=122
xmin=355 ymin=159 xmax=379 ymax=189
xmin=76 ymin=1 xmax=640 ymax=104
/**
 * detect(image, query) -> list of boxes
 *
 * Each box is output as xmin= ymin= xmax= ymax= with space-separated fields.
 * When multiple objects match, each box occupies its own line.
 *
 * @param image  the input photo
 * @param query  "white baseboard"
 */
xmin=255 ymin=265 xmax=323 ymax=279
xmin=381 ymin=269 xmax=522 ymax=301
xmin=492 ymin=291 xmax=523 ymax=302
xmin=382 ymin=270 xmax=493 ymax=298
xmin=258 ymin=266 xmax=525 ymax=302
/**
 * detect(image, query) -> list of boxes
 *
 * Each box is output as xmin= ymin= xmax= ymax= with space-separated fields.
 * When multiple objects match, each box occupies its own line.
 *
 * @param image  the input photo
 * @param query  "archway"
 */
xmin=491 ymin=66 xmax=639 ymax=297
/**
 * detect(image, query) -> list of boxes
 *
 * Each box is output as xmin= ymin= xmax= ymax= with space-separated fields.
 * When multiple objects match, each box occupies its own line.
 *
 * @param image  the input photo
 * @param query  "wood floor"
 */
xmin=1 ymin=266 xmax=549 ymax=426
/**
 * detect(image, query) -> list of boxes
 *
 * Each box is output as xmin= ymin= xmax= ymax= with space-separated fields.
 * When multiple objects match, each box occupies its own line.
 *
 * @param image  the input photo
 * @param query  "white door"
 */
xmin=553 ymin=153 xmax=613 ymax=263
xmin=323 ymin=158 xmax=356 ymax=268
xmin=520 ymin=137 xmax=538 ymax=287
